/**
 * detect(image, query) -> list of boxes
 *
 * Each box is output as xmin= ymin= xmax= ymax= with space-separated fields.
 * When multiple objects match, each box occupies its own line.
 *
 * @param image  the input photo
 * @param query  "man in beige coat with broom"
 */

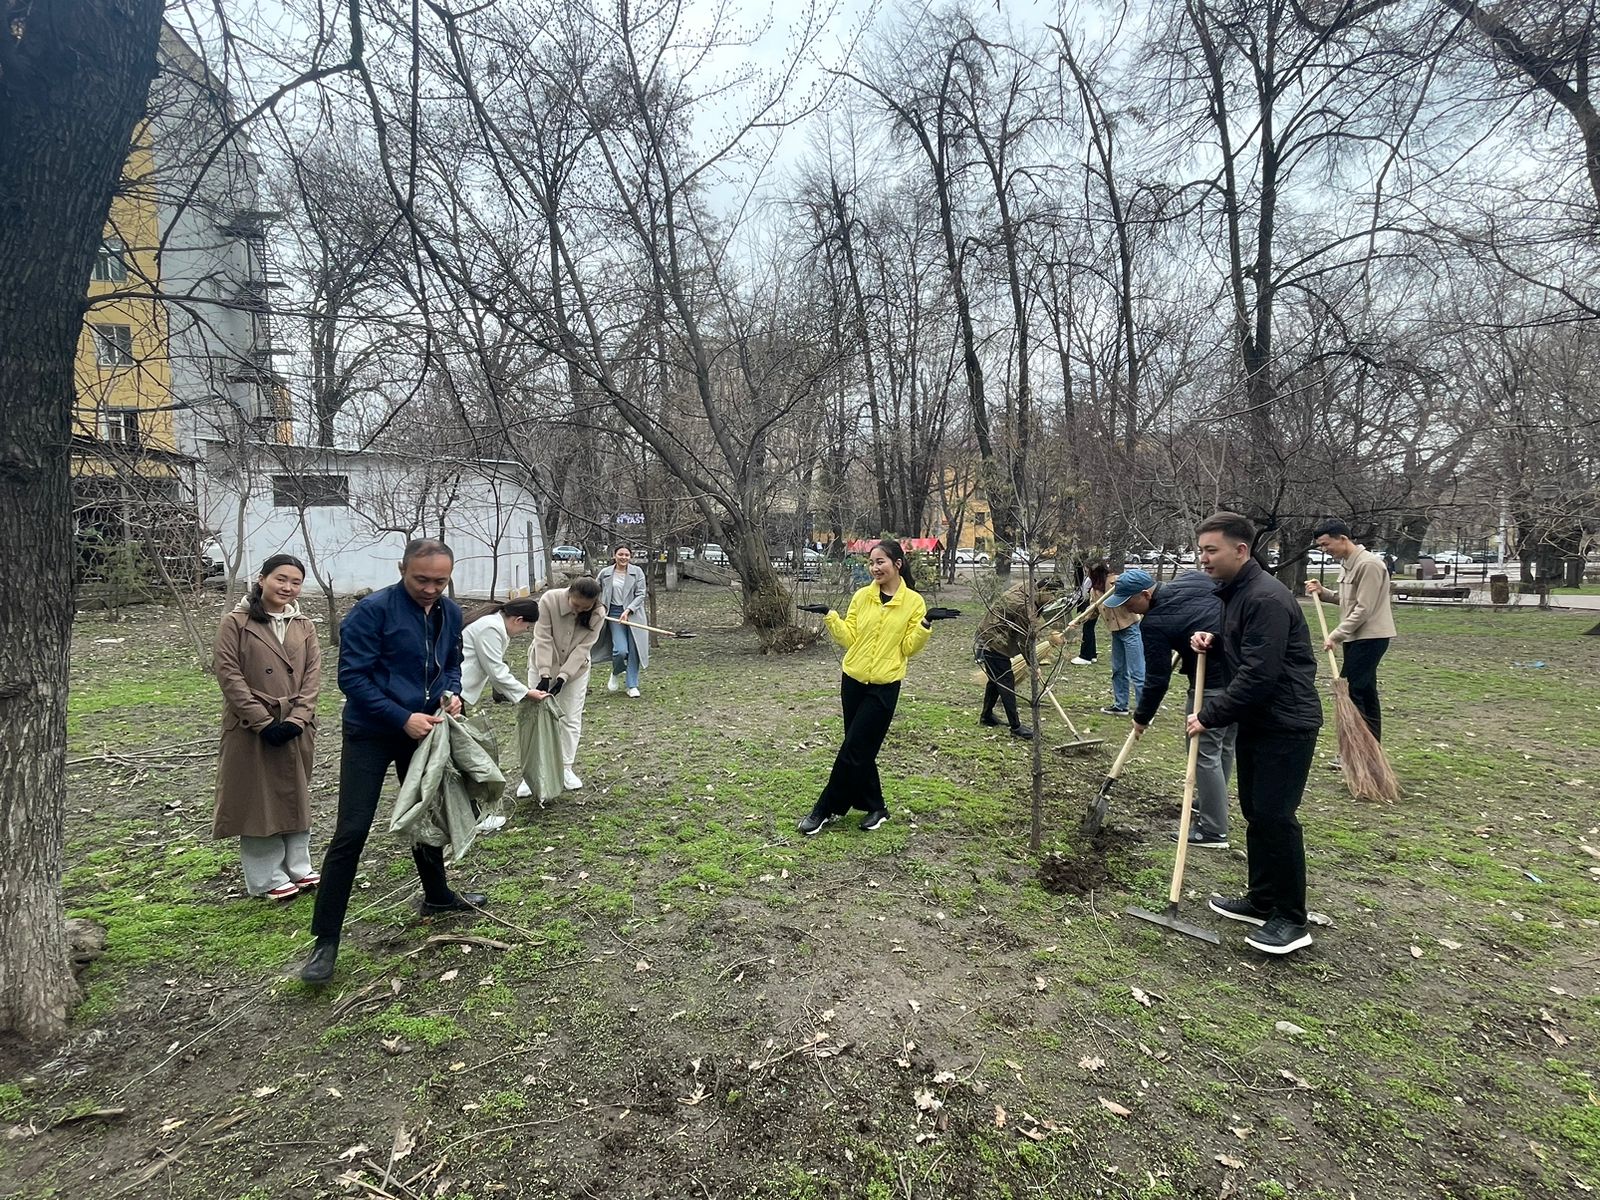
xmin=1305 ymin=519 xmax=1396 ymax=744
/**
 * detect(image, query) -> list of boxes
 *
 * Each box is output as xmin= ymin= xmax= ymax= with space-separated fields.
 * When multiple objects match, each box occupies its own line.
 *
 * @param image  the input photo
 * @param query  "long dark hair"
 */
xmin=465 ymin=597 xmax=541 ymax=627
xmin=569 ymin=576 xmax=605 ymax=628
xmin=1088 ymin=560 xmax=1111 ymax=592
xmin=874 ymin=539 xmax=916 ymax=590
xmin=247 ymin=553 xmax=307 ymax=624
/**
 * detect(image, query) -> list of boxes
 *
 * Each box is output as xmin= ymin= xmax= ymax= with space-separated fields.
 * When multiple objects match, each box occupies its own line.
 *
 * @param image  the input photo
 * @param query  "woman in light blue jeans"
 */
xmin=1110 ymin=623 xmax=1145 ymax=712
xmin=594 ymin=546 xmax=651 ymax=697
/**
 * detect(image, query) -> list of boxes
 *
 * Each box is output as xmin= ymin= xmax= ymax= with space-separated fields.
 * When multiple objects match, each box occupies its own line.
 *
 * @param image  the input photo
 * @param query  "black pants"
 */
xmin=1236 ymin=727 xmax=1317 ymax=926
xmin=1079 ymin=615 xmax=1098 ymax=662
xmin=815 ymin=674 xmax=900 ymax=817
xmin=980 ymin=650 xmax=1021 ymax=727
xmin=311 ymin=727 xmax=453 ymax=939
xmin=1340 ymin=637 xmax=1389 ymax=741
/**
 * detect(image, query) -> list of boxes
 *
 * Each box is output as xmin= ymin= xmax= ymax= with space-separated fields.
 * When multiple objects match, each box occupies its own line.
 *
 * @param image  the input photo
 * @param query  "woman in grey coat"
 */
xmin=594 ymin=546 xmax=650 ymax=696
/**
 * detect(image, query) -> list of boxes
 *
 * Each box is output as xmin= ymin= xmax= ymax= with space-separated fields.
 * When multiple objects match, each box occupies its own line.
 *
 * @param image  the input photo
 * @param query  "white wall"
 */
xmin=200 ymin=446 xmax=546 ymax=598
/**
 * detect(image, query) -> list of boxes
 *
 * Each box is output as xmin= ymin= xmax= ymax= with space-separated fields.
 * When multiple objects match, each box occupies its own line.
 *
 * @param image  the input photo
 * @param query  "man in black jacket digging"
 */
xmin=1186 ymin=512 xmax=1323 ymax=956
xmin=1107 ymin=567 xmax=1234 ymax=849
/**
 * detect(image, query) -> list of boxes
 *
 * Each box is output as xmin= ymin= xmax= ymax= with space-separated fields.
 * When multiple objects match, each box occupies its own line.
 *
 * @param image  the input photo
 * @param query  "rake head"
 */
xmin=1126 ymin=902 xmax=1220 ymax=944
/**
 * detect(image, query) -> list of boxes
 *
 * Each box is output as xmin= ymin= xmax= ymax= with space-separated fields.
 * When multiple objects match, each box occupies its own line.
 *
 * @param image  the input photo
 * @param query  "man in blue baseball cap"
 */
xmin=1113 ymin=566 xmax=1235 ymax=849
xmin=1097 ymin=568 xmax=1151 ymax=715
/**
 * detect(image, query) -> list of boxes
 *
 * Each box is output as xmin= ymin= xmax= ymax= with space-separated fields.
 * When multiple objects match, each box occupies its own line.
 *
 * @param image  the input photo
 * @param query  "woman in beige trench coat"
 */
xmin=212 ymin=554 xmax=322 ymax=899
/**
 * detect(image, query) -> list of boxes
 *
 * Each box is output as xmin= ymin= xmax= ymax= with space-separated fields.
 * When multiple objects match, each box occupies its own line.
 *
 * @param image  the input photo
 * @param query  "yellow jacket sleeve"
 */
xmin=826 ymin=589 xmax=866 ymax=648
xmin=900 ymin=591 xmax=931 ymax=659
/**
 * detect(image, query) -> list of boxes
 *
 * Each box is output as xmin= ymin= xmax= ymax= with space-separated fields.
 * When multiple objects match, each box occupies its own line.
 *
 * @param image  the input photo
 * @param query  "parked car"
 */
xmin=551 ymin=545 xmax=585 ymax=562
xmin=955 ymin=548 xmax=991 ymax=565
xmin=700 ymin=543 xmax=729 ymax=565
xmin=1429 ymin=550 xmax=1473 ymax=566
xmin=1306 ymin=549 xmax=1333 ymax=566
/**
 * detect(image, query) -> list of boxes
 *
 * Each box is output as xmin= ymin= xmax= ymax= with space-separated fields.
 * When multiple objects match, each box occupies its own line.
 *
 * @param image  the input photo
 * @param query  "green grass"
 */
xmin=30 ymin=590 xmax=1600 ymax=1199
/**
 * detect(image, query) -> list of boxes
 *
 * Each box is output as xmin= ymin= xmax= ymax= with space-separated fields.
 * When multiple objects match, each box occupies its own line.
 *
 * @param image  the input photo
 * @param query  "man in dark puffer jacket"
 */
xmin=1110 ymin=568 xmax=1235 ymax=848
xmin=1186 ymin=512 xmax=1323 ymax=956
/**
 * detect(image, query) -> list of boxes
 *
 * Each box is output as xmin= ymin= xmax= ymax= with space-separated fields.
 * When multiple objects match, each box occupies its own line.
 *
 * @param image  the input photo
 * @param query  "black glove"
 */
xmin=924 ymin=606 xmax=962 ymax=622
xmin=549 ymin=676 xmax=565 ymax=696
xmin=796 ymin=603 xmax=831 ymax=615
xmin=536 ymin=677 xmax=551 ymax=694
xmin=260 ymin=721 xmax=302 ymax=747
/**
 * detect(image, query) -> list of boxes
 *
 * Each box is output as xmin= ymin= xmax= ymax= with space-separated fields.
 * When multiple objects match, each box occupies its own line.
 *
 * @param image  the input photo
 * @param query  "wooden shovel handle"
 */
xmin=605 ymin=614 xmax=680 ymax=638
xmin=1168 ymin=651 xmax=1207 ymax=905
xmin=1310 ymin=596 xmax=1340 ymax=680
xmin=1107 ymin=724 xmax=1143 ymax=781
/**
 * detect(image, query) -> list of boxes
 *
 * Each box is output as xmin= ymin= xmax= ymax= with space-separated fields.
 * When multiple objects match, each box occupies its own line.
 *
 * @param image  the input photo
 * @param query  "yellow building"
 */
xmin=934 ymin=461 xmax=998 ymax=556
xmin=75 ymin=125 xmax=175 ymax=463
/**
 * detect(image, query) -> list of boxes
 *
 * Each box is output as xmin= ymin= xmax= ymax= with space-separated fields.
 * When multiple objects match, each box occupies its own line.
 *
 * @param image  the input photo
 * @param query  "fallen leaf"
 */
xmin=1098 ymin=1097 xmax=1132 ymax=1118
xmin=1131 ymin=987 xmax=1153 ymax=1007
xmin=449 ymin=1061 xmax=466 ymax=1072
xmin=932 ymin=1070 xmax=957 ymax=1085
xmin=1078 ymin=1056 xmax=1106 ymax=1072
xmin=1035 ymin=976 xmax=1048 ymax=992
xmin=1409 ymin=945 xmax=1423 ymax=959
xmin=1274 ymin=1021 xmax=1306 ymax=1037
xmin=338 ymin=1143 xmax=369 ymax=1162
xmin=993 ymin=1104 xmax=1007 ymax=1128
xmin=439 ymin=969 xmax=459 ymax=982
xmin=251 ymin=1085 xmax=279 ymax=1099
xmin=159 ymin=1117 xmax=186 ymax=1135
xmin=1017 ymin=1125 xmax=1046 ymax=1141
xmin=380 ymin=1036 xmax=406 ymax=1055
xmin=1215 ymin=1153 xmax=1245 ymax=1170
xmin=913 ymin=1088 xmax=942 ymax=1113
xmin=1279 ymin=1069 xmax=1312 ymax=1090
xmin=390 ymin=1124 xmax=415 ymax=1163
xmin=1438 ymin=939 xmax=1463 ymax=951
xmin=326 ymin=1087 xmax=343 ymax=1099
xmin=1230 ymin=1125 xmax=1252 ymax=1140
xmin=635 ymin=959 xmax=651 ymax=973
xmin=908 ymin=999 xmax=922 ymax=1014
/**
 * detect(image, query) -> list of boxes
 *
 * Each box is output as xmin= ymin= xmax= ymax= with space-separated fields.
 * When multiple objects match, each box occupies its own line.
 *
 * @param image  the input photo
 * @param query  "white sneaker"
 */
xmin=515 ymin=780 xmax=532 ymax=798
xmin=626 ymin=687 xmax=641 ymax=698
xmin=475 ymin=814 xmax=507 ymax=833
xmin=607 ymin=672 xmax=620 ymax=693
xmin=563 ymin=768 xmax=583 ymax=790
xmin=1071 ymin=656 xmax=1092 ymax=666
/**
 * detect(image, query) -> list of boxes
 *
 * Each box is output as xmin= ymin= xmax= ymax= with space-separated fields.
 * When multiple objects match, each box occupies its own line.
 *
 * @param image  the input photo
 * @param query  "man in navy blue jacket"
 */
xmin=1186 ymin=513 xmax=1322 ymax=957
xmin=1107 ymin=567 xmax=1235 ymax=849
xmin=301 ymin=539 xmax=485 ymax=984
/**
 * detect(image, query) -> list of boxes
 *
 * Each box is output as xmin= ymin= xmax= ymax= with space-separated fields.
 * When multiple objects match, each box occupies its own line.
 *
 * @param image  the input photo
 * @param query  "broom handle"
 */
xmin=1310 ymin=596 xmax=1340 ymax=680
xmin=605 ymin=614 xmax=679 ymax=638
xmin=1168 ymin=652 xmax=1207 ymax=905
xmin=1063 ymin=591 xmax=1108 ymax=632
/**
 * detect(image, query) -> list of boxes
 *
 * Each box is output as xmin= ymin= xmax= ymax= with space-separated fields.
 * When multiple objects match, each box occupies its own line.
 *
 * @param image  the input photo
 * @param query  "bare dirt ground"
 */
xmin=3 ymin=583 xmax=1598 ymax=1200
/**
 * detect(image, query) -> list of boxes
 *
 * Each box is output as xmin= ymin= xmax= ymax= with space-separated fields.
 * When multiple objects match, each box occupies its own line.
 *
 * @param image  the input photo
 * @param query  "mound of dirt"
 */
xmin=1038 ymin=829 xmax=1137 ymax=896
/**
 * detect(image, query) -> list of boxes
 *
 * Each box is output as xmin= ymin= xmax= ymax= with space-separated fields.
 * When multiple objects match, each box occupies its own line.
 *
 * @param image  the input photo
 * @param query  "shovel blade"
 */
xmin=1081 ymin=779 xmax=1115 ymax=838
xmin=1126 ymin=903 xmax=1220 ymax=945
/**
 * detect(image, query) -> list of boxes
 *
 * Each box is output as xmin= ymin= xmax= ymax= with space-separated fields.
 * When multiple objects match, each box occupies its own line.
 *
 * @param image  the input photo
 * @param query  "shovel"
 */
xmin=605 ymin=614 xmax=697 ymax=639
xmin=1080 ymin=652 xmax=1179 ymax=837
xmin=1127 ymin=651 xmax=1220 ymax=945
xmin=1082 ymin=724 xmax=1143 ymax=838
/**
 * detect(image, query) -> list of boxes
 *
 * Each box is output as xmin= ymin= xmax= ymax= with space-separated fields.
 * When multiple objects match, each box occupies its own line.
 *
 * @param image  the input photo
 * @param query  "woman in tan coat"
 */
xmin=212 ymin=554 xmax=322 ymax=900
xmin=529 ymin=577 xmax=605 ymax=791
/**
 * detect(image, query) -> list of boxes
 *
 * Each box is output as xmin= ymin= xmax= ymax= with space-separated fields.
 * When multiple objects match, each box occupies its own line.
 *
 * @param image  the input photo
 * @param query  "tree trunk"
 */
xmin=0 ymin=0 xmax=164 ymax=1040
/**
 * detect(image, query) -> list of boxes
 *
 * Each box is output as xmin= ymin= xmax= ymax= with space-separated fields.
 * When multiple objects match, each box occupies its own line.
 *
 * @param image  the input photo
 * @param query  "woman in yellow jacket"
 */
xmin=796 ymin=539 xmax=959 ymax=834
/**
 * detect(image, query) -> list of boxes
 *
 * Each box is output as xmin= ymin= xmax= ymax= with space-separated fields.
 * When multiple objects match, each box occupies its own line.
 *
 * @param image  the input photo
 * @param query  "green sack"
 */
xmin=516 ymin=698 xmax=565 ymax=803
xmin=390 ymin=709 xmax=507 ymax=864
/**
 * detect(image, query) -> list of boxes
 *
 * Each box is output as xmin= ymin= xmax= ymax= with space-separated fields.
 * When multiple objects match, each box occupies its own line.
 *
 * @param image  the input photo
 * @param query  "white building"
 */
xmin=200 ymin=443 xmax=546 ymax=597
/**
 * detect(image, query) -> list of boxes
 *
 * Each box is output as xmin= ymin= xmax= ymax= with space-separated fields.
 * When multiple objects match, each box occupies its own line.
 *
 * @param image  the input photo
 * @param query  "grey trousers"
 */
xmin=239 ymin=831 xmax=313 ymax=895
xmin=1192 ymin=723 xmax=1238 ymax=839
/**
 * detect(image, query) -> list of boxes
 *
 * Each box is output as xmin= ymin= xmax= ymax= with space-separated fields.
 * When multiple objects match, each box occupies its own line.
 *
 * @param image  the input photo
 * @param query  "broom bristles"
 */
xmin=1330 ymin=677 xmax=1400 ymax=802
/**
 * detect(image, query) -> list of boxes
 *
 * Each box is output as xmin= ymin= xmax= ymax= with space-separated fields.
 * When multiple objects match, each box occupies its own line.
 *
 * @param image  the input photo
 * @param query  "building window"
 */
xmin=102 ymin=408 xmax=141 ymax=447
xmin=93 ymin=238 xmax=128 ymax=282
xmin=93 ymin=323 xmax=135 ymax=367
xmin=974 ymin=511 xmax=988 ymax=527
xmin=272 ymin=474 xmax=349 ymax=509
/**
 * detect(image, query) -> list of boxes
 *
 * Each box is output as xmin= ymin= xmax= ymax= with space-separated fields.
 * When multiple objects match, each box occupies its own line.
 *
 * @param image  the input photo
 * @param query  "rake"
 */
xmin=605 ymin=614 xmax=697 ymax=639
xmin=1126 ymin=650 xmax=1220 ymax=944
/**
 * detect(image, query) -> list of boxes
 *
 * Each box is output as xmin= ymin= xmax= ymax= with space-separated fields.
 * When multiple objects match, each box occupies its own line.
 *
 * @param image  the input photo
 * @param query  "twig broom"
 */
xmin=1311 ymin=596 xmax=1400 ymax=803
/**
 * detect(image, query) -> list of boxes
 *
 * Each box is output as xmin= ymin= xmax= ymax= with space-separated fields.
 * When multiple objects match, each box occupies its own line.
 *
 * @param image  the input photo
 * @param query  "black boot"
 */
xmin=979 ymin=712 xmax=1002 ymax=727
xmin=300 ymin=937 xmax=338 ymax=984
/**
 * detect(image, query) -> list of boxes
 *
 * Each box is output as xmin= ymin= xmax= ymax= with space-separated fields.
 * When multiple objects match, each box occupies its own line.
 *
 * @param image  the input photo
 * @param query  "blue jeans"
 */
xmin=1110 ymin=626 xmax=1145 ymax=710
xmin=608 ymin=604 xmax=641 ymax=689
